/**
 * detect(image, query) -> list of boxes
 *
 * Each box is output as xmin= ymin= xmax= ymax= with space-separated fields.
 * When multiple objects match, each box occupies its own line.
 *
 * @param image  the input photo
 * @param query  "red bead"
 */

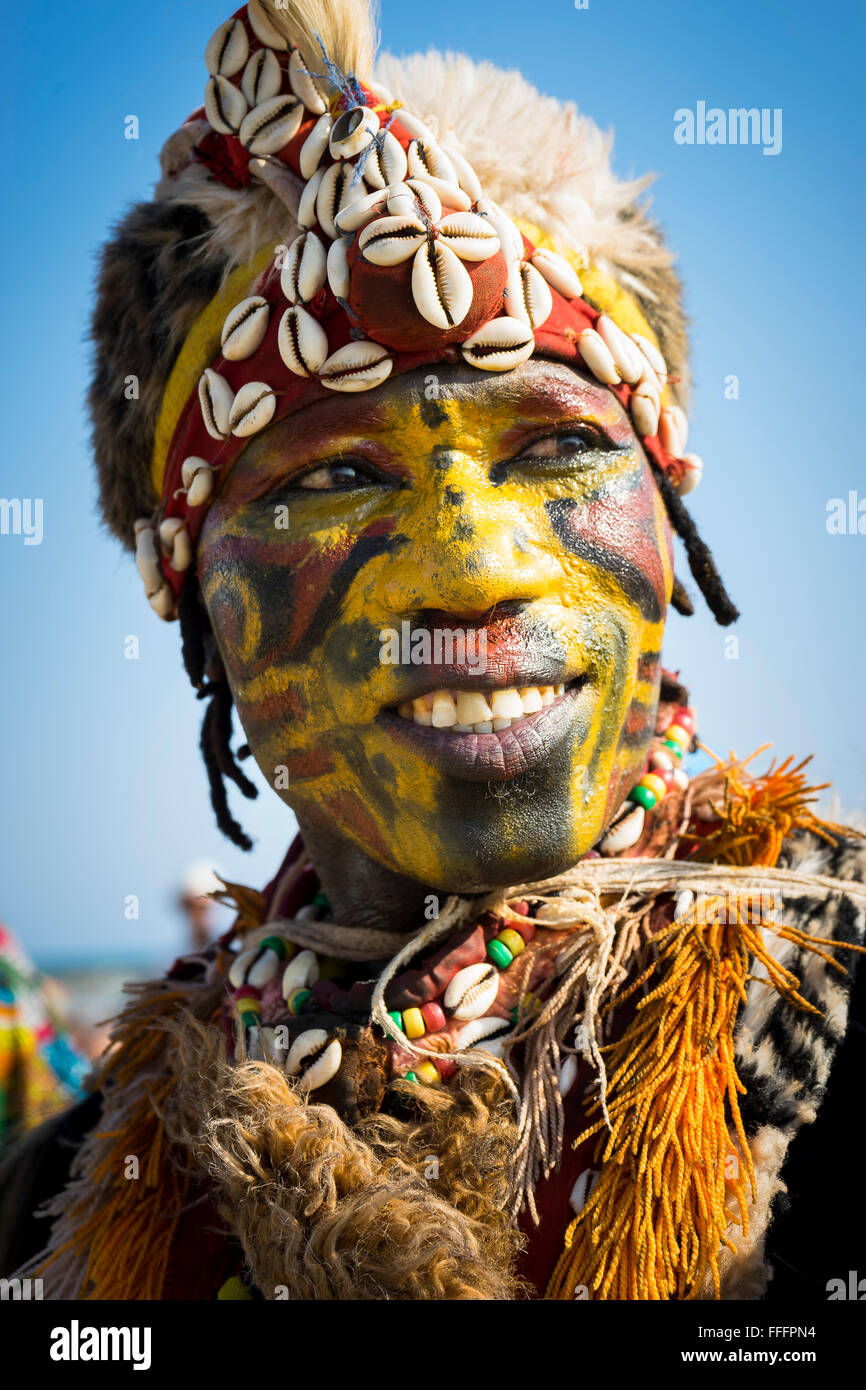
xmin=659 ymin=769 xmax=676 ymax=791
xmin=433 ymin=1054 xmax=458 ymax=1082
xmin=506 ymin=917 xmax=536 ymax=943
xmin=673 ymin=708 xmax=695 ymax=733
xmin=234 ymin=985 xmax=261 ymax=1001
xmin=420 ymin=1001 xmax=447 ymax=1033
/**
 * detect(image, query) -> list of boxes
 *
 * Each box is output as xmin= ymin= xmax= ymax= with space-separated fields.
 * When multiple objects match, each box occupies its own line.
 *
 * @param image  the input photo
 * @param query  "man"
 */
xmin=1 ymin=0 xmax=863 ymax=1300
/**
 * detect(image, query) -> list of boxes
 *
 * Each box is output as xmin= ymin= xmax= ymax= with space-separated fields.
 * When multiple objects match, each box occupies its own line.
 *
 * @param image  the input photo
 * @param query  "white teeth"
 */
xmin=490 ymin=688 xmax=523 ymax=719
xmin=399 ymin=685 xmax=567 ymax=731
xmin=431 ymin=691 xmax=458 ymax=728
xmin=455 ymin=691 xmax=493 ymax=725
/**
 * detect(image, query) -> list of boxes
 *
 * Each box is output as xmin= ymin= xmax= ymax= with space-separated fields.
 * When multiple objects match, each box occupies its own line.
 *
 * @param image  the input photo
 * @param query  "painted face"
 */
xmin=198 ymin=359 xmax=673 ymax=891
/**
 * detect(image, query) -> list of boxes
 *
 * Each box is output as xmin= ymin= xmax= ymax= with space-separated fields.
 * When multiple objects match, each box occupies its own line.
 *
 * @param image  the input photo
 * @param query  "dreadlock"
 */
xmin=651 ymin=462 xmax=740 ymax=626
xmin=178 ymin=579 xmax=258 ymax=851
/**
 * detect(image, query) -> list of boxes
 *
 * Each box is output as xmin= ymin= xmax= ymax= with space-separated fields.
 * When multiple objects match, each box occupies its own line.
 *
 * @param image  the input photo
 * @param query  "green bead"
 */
xmin=510 ymin=1006 xmax=520 ymax=1024
xmin=312 ymin=891 xmax=330 ymax=909
xmin=259 ymin=934 xmax=288 ymax=959
xmin=487 ymin=938 xmax=514 ymax=970
xmin=405 ymin=1071 xmax=418 ymax=1083
xmin=388 ymin=1009 xmax=403 ymax=1030
xmin=287 ymin=987 xmax=312 ymax=1015
xmin=629 ymin=783 xmax=658 ymax=811
xmin=663 ymin=739 xmax=684 ymax=759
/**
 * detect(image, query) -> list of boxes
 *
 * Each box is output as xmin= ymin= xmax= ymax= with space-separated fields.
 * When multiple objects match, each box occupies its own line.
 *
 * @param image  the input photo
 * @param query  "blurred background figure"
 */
xmin=177 ymin=860 xmax=223 ymax=953
xmin=0 ymin=922 xmax=89 ymax=1150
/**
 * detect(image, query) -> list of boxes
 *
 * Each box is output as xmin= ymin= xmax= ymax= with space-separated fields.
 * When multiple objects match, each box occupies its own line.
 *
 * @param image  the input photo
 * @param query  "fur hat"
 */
xmin=90 ymin=0 xmax=687 ymax=550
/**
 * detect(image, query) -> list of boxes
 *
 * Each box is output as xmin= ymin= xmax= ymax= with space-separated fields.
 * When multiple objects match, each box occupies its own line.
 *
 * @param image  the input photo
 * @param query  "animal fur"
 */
xmin=90 ymin=0 xmax=688 ymax=547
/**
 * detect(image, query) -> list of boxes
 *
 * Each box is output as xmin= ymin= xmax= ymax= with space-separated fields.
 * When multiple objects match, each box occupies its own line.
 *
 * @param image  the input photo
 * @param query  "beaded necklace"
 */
xmin=223 ymin=704 xmax=696 ymax=1100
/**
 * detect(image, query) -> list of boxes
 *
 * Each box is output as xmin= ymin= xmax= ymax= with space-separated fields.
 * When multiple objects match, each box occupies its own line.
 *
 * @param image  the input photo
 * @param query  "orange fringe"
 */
xmin=547 ymin=749 xmax=863 ymax=1300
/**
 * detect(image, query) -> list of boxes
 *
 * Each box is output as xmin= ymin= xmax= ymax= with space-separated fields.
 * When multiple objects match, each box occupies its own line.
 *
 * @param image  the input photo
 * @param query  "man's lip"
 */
xmin=376 ymin=681 xmax=587 ymax=783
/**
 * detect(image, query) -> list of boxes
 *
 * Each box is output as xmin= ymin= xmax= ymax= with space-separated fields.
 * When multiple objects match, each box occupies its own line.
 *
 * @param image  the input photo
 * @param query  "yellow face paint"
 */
xmin=198 ymin=358 xmax=673 ymax=891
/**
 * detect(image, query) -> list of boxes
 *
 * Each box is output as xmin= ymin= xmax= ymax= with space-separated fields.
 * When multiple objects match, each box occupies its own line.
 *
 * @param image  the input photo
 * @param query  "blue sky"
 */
xmin=2 ymin=0 xmax=864 ymax=964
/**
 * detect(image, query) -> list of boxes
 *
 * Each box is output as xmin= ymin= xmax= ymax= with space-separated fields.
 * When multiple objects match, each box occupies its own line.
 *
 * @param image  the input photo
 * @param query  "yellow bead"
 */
xmin=415 ymin=1061 xmax=441 ymax=1085
xmin=641 ymin=772 xmax=668 ymax=800
xmin=497 ymin=928 xmax=525 ymax=957
xmin=665 ymin=723 xmax=690 ymax=750
xmin=402 ymin=1007 xmax=426 ymax=1040
xmin=235 ymin=996 xmax=260 ymax=1017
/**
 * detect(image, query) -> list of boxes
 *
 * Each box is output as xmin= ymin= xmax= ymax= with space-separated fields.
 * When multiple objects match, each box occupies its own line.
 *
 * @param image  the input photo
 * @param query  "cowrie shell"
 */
xmin=281 ymin=231 xmax=327 ymax=304
xmin=148 ymin=584 xmax=175 ymax=620
xmin=299 ymin=113 xmax=333 ymax=180
xmin=281 ymin=949 xmax=319 ymax=996
xmin=668 ymin=405 xmax=688 ymax=450
xmin=436 ymin=212 xmax=500 ymax=262
xmin=181 ymin=457 xmax=208 ymax=489
xmin=630 ymin=380 xmax=661 ymax=437
xmin=658 ymin=407 xmax=685 ymax=457
xmin=599 ymin=802 xmax=645 ymax=855
xmin=440 ymin=142 xmax=483 ymax=203
xmin=247 ymin=945 xmax=282 ymax=989
xmin=241 ymin=48 xmax=282 ymax=107
xmin=240 ymin=95 xmax=304 ymax=156
xmin=677 ymin=453 xmax=703 ymax=496
xmin=475 ymin=199 xmax=524 ymax=264
xmin=246 ymin=0 xmax=289 ymax=49
xmin=393 ymin=107 xmax=437 ymax=143
xmin=359 ymin=213 xmax=426 ymax=266
xmin=158 ymin=517 xmax=193 ymax=573
xmin=672 ymin=768 xmax=689 ymax=791
xmin=674 ymin=889 xmax=695 ymax=922
xmin=597 ymin=315 xmax=644 ymax=385
xmin=577 ymin=328 xmax=620 ymax=386
xmin=362 ymin=130 xmax=408 ymax=189
xmin=411 ymin=240 xmax=473 ymax=329
xmin=319 ymin=340 xmax=393 ymax=392
xmin=285 ymin=1030 xmax=342 ymax=1091
xmin=316 ymin=162 xmax=360 ymax=240
xmin=278 ymin=305 xmax=329 ymax=377
xmin=135 ymin=525 xmax=163 ymax=592
xmin=205 ymin=18 xmax=248 ymax=77
xmin=530 ymin=246 xmax=583 ymax=301
xmin=327 ymin=237 xmax=352 ymax=300
xmin=650 ymin=749 xmax=675 ymax=773
xmin=409 ymin=173 xmax=471 ymax=212
xmin=221 ymin=296 xmax=270 ymax=360
xmin=186 ymin=466 xmax=215 ymax=508
xmin=288 ymin=47 xmax=329 ymax=115
xmin=229 ymin=382 xmax=277 ymax=437
xmin=403 ymin=179 xmax=442 ymax=223
xmin=204 ymin=75 xmax=247 ymax=135
xmin=559 ymin=1054 xmax=578 ymax=1098
xmin=453 ymin=1015 xmax=510 ymax=1051
xmin=407 ymin=137 xmax=457 ymax=187
xmin=335 ymin=187 xmax=392 ymax=234
xmin=444 ymin=962 xmax=500 ymax=1021
xmin=461 ymin=316 xmax=534 ymax=372
xmin=505 ymin=260 xmax=553 ymax=329
xmin=631 ymin=332 xmax=667 ymax=381
xmin=569 ymin=1169 xmax=600 ymax=1216
xmin=298 ymin=166 xmax=326 ymax=229
xmin=329 ymin=105 xmax=378 ymax=160
xmin=198 ymin=368 xmax=233 ymax=439
xmin=228 ymin=944 xmax=260 ymax=990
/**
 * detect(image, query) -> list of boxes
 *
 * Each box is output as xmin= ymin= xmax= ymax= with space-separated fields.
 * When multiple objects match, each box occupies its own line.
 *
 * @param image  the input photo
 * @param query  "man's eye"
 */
xmin=516 ymin=430 xmax=598 ymax=462
xmin=295 ymin=461 xmax=367 ymax=491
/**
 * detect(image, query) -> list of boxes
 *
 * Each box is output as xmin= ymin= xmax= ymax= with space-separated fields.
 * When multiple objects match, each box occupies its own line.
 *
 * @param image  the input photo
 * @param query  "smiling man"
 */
xmin=1 ymin=0 xmax=864 ymax=1302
